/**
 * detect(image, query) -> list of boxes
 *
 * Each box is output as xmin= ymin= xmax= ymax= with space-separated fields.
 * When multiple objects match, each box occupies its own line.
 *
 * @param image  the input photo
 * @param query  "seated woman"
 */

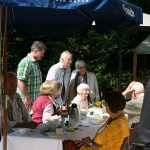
xmin=72 ymin=83 xmax=90 ymax=112
xmin=70 ymin=92 xmax=129 ymax=150
xmin=32 ymin=80 xmax=62 ymax=124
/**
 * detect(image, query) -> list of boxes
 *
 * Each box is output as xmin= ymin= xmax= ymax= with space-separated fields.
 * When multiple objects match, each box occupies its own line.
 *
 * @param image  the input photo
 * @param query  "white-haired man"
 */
xmin=46 ymin=51 xmax=73 ymax=104
xmin=122 ymin=81 xmax=144 ymax=127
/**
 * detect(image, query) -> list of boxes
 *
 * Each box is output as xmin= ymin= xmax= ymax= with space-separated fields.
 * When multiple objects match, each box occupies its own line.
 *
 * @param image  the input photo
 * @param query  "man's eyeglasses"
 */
xmin=78 ymin=66 xmax=86 ymax=69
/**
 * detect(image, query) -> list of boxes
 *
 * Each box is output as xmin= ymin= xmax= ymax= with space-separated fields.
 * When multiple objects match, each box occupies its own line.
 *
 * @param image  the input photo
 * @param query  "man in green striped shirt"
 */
xmin=17 ymin=41 xmax=47 ymax=111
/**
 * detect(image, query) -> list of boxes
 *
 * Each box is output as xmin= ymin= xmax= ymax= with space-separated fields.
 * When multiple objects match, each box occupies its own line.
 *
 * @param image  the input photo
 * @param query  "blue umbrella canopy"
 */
xmin=3 ymin=7 xmax=93 ymax=35
xmin=0 ymin=0 xmax=143 ymax=35
xmin=88 ymin=0 xmax=143 ymax=32
xmin=0 ymin=1 xmax=143 ymax=149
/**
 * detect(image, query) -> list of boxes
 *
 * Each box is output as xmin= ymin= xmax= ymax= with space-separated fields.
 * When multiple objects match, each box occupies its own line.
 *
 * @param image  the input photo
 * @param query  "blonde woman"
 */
xmin=32 ymin=80 xmax=62 ymax=124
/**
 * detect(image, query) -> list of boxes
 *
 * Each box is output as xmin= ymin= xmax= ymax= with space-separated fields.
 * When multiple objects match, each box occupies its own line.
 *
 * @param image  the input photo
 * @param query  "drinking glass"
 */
xmin=101 ymin=101 xmax=106 ymax=114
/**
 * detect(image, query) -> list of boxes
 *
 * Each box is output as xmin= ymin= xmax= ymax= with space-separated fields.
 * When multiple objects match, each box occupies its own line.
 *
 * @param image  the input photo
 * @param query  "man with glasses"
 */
xmin=17 ymin=41 xmax=47 ymax=111
xmin=68 ymin=60 xmax=99 ymax=104
xmin=46 ymin=50 xmax=73 ymax=105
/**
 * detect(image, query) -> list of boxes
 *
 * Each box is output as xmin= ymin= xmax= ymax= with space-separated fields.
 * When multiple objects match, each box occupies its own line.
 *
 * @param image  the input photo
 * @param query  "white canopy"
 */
xmin=93 ymin=13 xmax=150 ymax=27
xmin=140 ymin=13 xmax=150 ymax=27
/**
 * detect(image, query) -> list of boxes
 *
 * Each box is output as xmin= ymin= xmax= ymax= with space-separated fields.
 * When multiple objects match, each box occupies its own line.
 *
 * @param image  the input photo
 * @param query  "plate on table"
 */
xmin=79 ymin=120 xmax=89 ymax=126
xmin=12 ymin=128 xmax=34 ymax=135
xmin=89 ymin=119 xmax=105 ymax=125
xmin=64 ymin=127 xmax=78 ymax=132
xmin=88 ymin=116 xmax=107 ymax=125
xmin=50 ymin=133 xmax=64 ymax=138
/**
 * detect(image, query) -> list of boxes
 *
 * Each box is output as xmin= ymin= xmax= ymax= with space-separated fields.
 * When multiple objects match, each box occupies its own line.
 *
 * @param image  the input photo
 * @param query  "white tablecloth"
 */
xmin=0 ymin=122 xmax=105 ymax=150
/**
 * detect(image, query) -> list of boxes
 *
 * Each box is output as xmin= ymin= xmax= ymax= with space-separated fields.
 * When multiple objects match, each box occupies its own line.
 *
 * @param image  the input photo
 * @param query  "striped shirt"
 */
xmin=17 ymin=54 xmax=42 ymax=102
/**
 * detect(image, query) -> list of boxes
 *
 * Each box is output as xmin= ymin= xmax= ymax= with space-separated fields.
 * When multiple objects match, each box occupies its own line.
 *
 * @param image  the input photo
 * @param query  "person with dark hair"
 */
xmin=63 ymin=92 xmax=129 ymax=150
xmin=17 ymin=41 xmax=47 ymax=111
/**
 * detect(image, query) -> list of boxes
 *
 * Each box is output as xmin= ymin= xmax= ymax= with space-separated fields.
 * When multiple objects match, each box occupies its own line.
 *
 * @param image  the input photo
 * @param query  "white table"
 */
xmin=0 ymin=121 xmax=105 ymax=150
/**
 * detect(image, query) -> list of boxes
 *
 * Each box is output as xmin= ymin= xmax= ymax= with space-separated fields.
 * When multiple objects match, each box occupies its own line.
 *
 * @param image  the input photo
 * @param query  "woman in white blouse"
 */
xmin=72 ymin=83 xmax=90 ymax=112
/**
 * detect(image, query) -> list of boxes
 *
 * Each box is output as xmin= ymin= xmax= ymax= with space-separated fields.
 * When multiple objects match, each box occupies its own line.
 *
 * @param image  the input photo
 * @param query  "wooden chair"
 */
xmin=121 ymin=123 xmax=145 ymax=150
xmin=130 ymin=123 xmax=145 ymax=150
xmin=121 ymin=136 xmax=129 ymax=150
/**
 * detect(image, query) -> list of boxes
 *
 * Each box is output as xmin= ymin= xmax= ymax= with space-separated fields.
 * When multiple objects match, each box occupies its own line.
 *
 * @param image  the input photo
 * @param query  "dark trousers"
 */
xmin=145 ymin=143 xmax=150 ymax=150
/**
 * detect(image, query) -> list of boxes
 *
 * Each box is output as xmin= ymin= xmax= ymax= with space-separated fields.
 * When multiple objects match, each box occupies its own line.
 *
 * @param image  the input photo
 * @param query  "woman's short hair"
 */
xmin=40 ymin=80 xmax=62 ymax=97
xmin=104 ymin=92 xmax=126 ymax=113
xmin=75 ymin=60 xmax=86 ymax=69
xmin=77 ymin=83 xmax=89 ymax=94
xmin=130 ymin=82 xmax=144 ymax=93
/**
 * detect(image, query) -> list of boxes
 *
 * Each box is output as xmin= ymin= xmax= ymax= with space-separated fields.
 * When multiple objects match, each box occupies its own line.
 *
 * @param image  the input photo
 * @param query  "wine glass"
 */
xmin=101 ymin=100 xmax=106 ymax=114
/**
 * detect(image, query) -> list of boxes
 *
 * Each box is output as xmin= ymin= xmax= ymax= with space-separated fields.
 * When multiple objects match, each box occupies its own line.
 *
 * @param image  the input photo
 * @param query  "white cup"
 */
xmin=56 ymin=128 xmax=64 ymax=135
xmin=18 ymin=128 xmax=27 ymax=134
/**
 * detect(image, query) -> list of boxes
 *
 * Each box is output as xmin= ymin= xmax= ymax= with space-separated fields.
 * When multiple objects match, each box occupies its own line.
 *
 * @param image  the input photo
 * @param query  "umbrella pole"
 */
xmin=3 ymin=6 xmax=8 ymax=150
xmin=0 ymin=6 xmax=2 ymax=143
xmin=118 ymin=30 xmax=123 ymax=92
xmin=3 ymin=108 xmax=7 ymax=150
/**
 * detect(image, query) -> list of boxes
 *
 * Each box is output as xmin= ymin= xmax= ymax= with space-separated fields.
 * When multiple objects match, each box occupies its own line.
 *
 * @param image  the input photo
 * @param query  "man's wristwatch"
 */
xmin=89 ymin=142 xmax=93 ymax=146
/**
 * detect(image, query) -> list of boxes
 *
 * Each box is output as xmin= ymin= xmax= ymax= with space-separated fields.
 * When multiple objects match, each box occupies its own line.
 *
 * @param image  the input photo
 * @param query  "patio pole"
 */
xmin=133 ymin=51 xmax=137 ymax=80
xmin=0 ymin=7 xmax=2 ymax=90
xmin=3 ymin=6 xmax=8 ymax=150
xmin=0 ymin=6 xmax=3 ymax=142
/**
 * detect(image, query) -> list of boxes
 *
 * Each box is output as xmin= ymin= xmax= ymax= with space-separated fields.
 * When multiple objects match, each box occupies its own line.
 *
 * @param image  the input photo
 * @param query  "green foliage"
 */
xmin=6 ymin=26 xmax=150 ymax=95
xmin=0 ymin=1 xmax=149 ymax=100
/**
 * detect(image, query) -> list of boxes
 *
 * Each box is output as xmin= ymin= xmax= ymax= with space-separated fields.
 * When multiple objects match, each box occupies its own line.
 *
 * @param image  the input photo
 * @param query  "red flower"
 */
xmin=95 ymin=101 xmax=101 ymax=106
